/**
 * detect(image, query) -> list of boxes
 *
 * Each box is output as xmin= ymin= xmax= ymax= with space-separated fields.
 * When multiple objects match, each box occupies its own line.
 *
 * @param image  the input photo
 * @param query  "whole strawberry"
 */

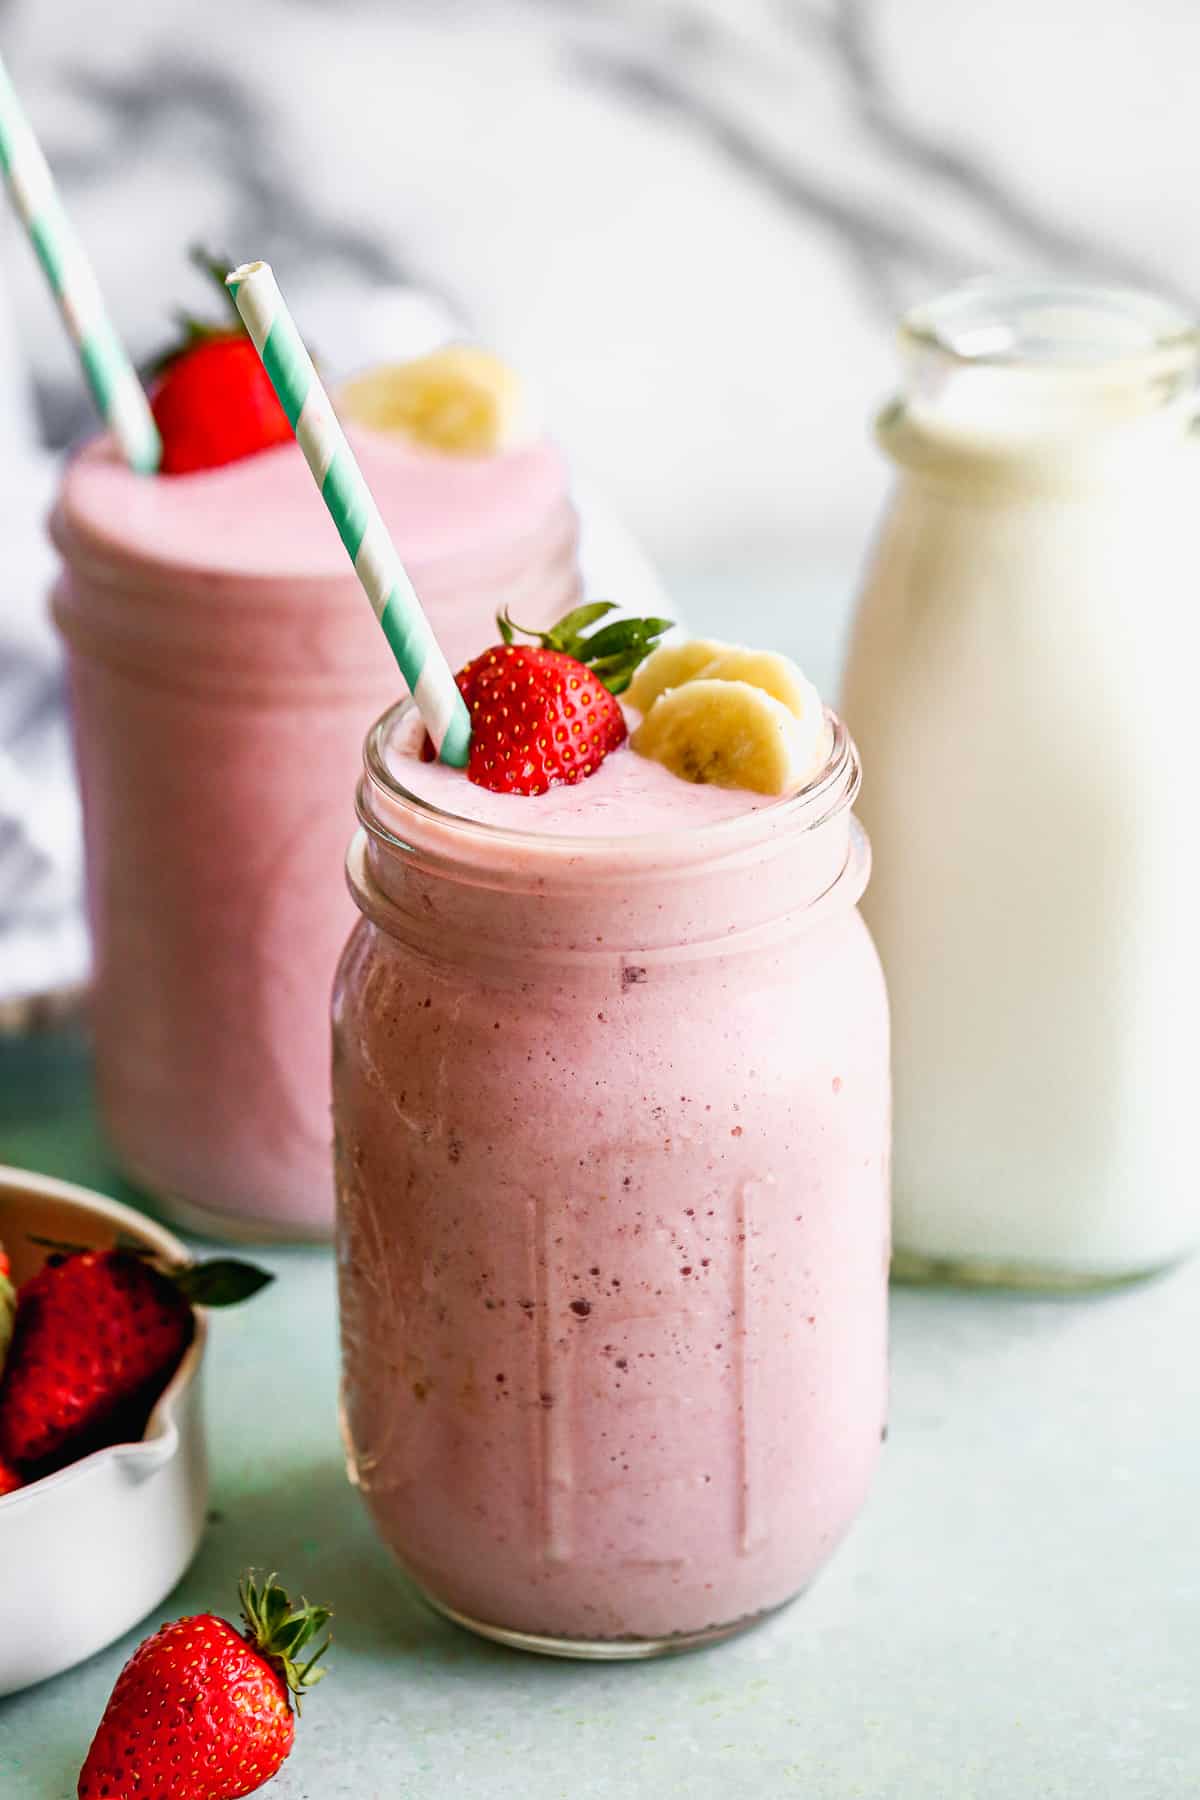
xmin=450 ymin=603 xmax=672 ymax=796
xmin=149 ymin=248 xmax=291 ymax=475
xmin=78 ymin=1572 xmax=331 ymax=1800
xmin=0 ymin=1247 xmax=270 ymax=1472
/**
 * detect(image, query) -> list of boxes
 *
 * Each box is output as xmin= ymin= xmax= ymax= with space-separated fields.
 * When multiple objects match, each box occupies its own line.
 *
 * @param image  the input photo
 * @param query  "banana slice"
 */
xmin=696 ymin=646 xmax=822 ymax=723
xmin=626 ymin=638 xmax=730 ymax=713
xmin=631 ymin=678 xmax=827 ymax=796
xmin=626 ymin=637 xmax=822 ymax=728
xmin=336 ymin=346 xmax=535 ymax=455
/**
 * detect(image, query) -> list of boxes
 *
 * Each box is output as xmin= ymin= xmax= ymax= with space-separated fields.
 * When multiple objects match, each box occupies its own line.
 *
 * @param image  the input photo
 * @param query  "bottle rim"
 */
xmin=901 ymin=278 xmax=1199 ymax=375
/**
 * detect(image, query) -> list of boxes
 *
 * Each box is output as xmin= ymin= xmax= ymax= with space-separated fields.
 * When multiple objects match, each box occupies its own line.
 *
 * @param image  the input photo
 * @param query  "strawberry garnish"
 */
xmin=149 ymin=248 xmax=291 ymax=475
xmin=78 ymin=1571 xmax=331 ymax=1800
xmin=0 ymin=1245 xmax=271 ymax=1472
xmin=446 ymin=603 xmax=672 ymax=796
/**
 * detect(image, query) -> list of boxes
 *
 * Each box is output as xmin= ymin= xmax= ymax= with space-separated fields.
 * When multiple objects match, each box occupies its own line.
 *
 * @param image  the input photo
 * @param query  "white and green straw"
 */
xmin=226 ymin=260 xmax=470 ymax=765
xmin=0 ymin=51 xmax=160 ymax=472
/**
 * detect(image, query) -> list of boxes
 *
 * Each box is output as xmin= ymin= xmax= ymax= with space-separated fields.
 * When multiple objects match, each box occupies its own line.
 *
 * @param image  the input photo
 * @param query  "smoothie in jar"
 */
xmin=52 ymin=362 xmax=583 ymax=1240
xmin=334 ymin=631 xmax=890 ymax=1653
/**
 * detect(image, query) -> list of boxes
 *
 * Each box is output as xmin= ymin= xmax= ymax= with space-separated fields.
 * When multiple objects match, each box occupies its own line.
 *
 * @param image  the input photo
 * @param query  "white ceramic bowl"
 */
xmin=0 ymin=1165 xmax=208 ymax=1695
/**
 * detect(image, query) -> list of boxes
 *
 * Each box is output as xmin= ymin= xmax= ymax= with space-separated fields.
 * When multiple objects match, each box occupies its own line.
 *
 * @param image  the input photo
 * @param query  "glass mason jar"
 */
xmin=51 ymin=432 xmax=581 ymax=1240
xmin=333 ymin=699 xmax=890 ymax=1658
xmin=842 ymin=278 xmax=1200 ymax=1289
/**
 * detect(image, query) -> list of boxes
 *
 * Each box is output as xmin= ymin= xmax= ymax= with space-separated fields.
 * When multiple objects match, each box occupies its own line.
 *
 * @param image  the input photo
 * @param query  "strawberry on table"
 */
xmin=444 ymin=602 xmax=673 ymax=797
xmin=149 ymin=248 xmax=292 ymax=475
xmin=0 ymin=1246 xmax=271 ymax=1473
xmin=78 ymin=1572 xmax=331 ymax=1800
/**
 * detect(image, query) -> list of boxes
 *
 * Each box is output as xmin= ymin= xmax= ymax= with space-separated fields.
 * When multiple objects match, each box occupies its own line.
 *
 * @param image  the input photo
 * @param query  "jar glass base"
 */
xmin=417 ymin=1585 xmax=802 ymax=1661
xmin=116 ymin=1160 xmax=334 ymax=1247
xmin=891 ymin=1244 xmax=1193 ymax=1295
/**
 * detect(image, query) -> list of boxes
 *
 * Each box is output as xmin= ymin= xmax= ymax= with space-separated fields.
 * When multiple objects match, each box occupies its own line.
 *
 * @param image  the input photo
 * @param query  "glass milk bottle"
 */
xmin=842 ymin=278 xmax=1200 ymax=1289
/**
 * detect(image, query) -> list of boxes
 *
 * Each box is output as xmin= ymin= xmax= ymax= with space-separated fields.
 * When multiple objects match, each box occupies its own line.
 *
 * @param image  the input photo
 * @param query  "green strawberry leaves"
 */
xmin=172 ymin=1259 xmax=275 ymax=1308
xmin=144 ymin=245 xmax=245 ymax=379
xmin=497 ymin=602 xmax=674 ymax=695
xmin=240 ymin=1571 xmax=333 ymax=1714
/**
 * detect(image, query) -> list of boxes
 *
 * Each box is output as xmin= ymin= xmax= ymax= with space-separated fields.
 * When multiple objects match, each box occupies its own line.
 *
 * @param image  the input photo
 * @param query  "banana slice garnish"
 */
xmin=336 ymin=346 xmax=534 ymax=455
xmin=631 ymin=678 xmax=826 ymax=796
xmin=628 ymin=637 xmax=830 ymax=794
xmin=628 ymin=638 xmax=822 ymax=723
xmin=626 ymin=638 xmax=730 ymax=713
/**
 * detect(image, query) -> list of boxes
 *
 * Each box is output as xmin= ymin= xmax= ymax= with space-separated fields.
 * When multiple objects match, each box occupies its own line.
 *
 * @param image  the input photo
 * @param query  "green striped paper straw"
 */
xmin=0 ymin=51 xmax=160 ymax=473
xmin=226 ymin=260 xmax=470 ymax=766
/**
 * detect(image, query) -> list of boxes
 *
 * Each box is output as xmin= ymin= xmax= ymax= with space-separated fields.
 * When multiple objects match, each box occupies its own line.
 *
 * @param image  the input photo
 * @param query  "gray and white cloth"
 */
xmin=0 ymin=263 xmax=85 ymax=1008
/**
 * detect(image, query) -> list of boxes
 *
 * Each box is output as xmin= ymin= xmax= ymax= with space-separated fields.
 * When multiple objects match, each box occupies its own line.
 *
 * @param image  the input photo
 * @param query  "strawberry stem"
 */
xmin=143 ymin=246 xmax=245 ymax=380
xmin=188 ymin=243 xmax=243 ymax=320
xmin=239 ymin=1572 xmax=332 ymax=1716
xmin=497 ymin=602 xmax=674 ymax=695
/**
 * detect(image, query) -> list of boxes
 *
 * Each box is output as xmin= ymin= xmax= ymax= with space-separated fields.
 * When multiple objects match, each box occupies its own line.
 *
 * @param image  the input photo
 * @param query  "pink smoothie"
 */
xmin=334 ymin=706 xmax=890 ymax=1647
xmin=51 ymin=429 xmax=581 ymax=1239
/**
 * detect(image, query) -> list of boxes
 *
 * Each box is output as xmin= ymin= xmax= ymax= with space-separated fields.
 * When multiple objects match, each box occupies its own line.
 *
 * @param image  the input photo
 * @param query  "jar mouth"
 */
xmin=901 ymin=278 xmax=1198 ymax=373
xmin=358 ymin=697 xmax=859 ymax=869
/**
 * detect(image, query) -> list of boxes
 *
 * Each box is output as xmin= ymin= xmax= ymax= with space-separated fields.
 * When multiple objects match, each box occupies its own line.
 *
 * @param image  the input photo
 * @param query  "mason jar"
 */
xmin=51 ymin=429 xmax=581 ymax=1240
xmin=333 ymin=698 xmax=890 ymax=1658
xmin=842 ymin=278 xmax=1200 ymax=1289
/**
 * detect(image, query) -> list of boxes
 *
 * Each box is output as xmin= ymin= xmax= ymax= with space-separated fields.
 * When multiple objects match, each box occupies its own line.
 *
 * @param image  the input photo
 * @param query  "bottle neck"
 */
xmin=883 ymin=279 xmax=1200 ymax=488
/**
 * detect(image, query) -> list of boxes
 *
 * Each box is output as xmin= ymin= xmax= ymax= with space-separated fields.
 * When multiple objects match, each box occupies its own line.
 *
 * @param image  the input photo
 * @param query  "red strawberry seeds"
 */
xmin=0 ymin=1251 xmax=193 ymax=1469
xmin=437 ymin=602 xmax=673 ymax=797
xmin=0 ymin=1246 xmax=269 ymax=1475
xmin=459 ymin=641 xmax=628 ymax=795
xmin=78 ymin=1573 xmax=331 ymax=1800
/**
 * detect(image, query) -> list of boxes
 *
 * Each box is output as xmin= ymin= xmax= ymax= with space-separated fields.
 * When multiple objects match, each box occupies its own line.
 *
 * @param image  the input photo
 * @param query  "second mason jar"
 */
xmin=842 ymin=277 xmax=1200 ymax=1288
xmin=51 ymin=428 xmax=582 ymax=1240
xmin=333 ymin=700 xmax=890 ymax=1656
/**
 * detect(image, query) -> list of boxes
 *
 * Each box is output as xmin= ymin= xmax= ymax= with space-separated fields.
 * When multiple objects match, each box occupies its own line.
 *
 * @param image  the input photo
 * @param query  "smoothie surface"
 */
xmin=57 ymin=427 xmax=572 ymax=581
xmin=388 ymin=706 xmax=779 ymax=838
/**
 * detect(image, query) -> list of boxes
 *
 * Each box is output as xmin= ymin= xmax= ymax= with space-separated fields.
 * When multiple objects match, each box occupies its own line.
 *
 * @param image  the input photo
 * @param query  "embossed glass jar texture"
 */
xmin=332 ymin=700 xmax=891 ymax=1657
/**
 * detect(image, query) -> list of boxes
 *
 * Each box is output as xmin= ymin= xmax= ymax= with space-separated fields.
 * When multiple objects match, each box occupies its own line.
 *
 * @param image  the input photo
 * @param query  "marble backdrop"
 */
xmin=1 ymin=0 xmax=1196 ymax=631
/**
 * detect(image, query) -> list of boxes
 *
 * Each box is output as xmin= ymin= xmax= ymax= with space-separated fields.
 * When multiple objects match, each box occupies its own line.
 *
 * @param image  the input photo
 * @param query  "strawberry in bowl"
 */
xmin=0 ymin=1242 xmax=269 ymax=1477
xmin=0 ymin=1169 xmax=274 ymax=1696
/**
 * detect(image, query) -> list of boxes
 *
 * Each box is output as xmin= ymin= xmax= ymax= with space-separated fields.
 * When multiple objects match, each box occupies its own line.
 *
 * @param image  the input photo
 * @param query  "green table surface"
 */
xmin=0 ymin=1029 xmax=1196 ymax=1799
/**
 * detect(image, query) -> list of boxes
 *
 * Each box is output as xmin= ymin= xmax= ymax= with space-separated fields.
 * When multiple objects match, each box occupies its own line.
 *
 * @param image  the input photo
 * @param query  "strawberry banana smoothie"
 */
xmin=334 ymin=634 xmax=890 ymax=1652
xmin=52 ymin=414 xmax=581 ymax=1240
